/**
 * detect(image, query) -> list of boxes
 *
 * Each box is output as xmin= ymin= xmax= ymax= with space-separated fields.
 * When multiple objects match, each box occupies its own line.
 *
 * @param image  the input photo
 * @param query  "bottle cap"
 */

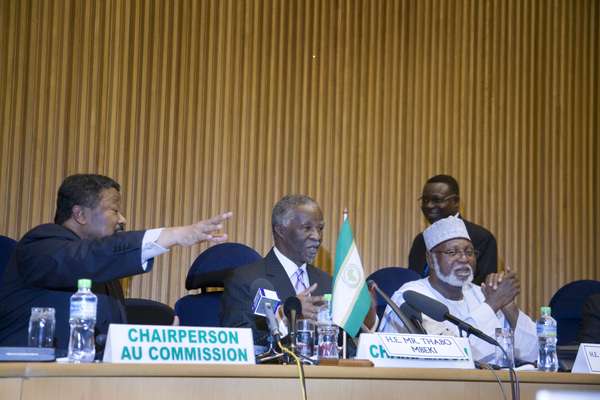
xmin=541 ymin=306 xmax=551 ymax=315
xmin=77 ymin=279 xmax=92 ymax=289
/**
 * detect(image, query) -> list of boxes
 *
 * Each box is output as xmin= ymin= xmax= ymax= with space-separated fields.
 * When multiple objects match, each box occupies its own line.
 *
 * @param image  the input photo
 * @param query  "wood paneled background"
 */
xmin=1 ymin=0 xmax=598 ymax=316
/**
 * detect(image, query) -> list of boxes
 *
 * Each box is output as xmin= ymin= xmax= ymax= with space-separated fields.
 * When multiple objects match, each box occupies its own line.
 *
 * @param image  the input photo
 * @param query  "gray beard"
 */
xmin=431 ymin=257 xmax=474 ymax=288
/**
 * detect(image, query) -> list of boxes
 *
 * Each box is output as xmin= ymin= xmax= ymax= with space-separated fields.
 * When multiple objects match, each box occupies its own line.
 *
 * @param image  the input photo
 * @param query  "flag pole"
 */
xmin=342 ymin=207 xmax=349 ymax=359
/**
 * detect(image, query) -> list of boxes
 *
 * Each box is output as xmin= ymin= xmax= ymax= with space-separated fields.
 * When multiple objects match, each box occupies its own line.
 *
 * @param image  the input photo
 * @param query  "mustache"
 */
xmin=452 ymin=263 xmax=471 ymax=268
xmin=452 ymin=263 xmax=472 ymax=269
xmin=451 ymin=265 xmax=473 ymax=274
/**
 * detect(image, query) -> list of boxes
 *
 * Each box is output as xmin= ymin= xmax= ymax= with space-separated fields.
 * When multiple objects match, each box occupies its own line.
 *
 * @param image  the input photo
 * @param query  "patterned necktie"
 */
xmin=293 ymin=268 xmax=307 ymax=294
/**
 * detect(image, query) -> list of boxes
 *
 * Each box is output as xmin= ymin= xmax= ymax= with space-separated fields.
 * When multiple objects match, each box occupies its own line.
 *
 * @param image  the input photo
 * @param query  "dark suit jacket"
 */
xmin=579 ymin=293 xmax=600 ymax=344
xmin=408 ymin=218 xmax=498 ymax=285
xmin=0 ymin=223 xmax=153 ymax=351
xmin=220 ymin=249 xmax=331 ymax=345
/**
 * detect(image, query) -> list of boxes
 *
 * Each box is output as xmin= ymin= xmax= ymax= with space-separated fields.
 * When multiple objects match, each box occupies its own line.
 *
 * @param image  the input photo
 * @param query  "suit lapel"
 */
xmin=263 ymin=249 xmax=296 ymax=301
xmin=306 ymin=265 xmax=332 ymax=295
xmin=59 ymin=225 xmax=128 ymax=322
xmin=306 ymin=265 xmax=321 ymax=289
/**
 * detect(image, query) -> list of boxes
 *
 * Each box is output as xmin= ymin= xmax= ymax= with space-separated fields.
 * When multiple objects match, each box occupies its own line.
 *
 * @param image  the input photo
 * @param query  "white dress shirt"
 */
xmin=273 ymin=246 xmax=310 ymax=291
xmin=140 ymin=228 xmax=169 ymax=270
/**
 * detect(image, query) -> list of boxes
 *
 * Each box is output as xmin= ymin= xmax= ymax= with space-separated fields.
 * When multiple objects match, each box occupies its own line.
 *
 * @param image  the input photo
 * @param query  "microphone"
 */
xmin=283 ymin=296 xmax=302 ymax=326
xmin=367 ymin=280 xmax=421 ymax=334
xmin=402 ymin=290 xmax=499 ymax=346
xmin=400 ymin=302 xmax=426 ymax=334
xmin=263 ymin=302 xmax=281 ymax=340
xmin=250 ymin=278 xmax=282 ymax=344
xmin=250 ymin=278 xmax=281 ymax=317
xmin=283 ymin=297 xmax=302 ymax=353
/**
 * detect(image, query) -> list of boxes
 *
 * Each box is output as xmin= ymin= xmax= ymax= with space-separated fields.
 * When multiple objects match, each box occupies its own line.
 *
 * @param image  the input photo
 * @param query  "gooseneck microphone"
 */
xmin=402 ymin=291 xmax=521 ymax=400
xmin=399 ymin=302 xmax=426 ymax=334
xmin=283 ymin=296 xmax=302 ymax=323
xmin=402 ymin=290 xmax=499 ymax=346
xmin=263 ymin=302 xmax=281 ymax=340
xmin=283 ymin=297 xmax=302 ymax=354
xmin=367 ymin=280 xmax=422 ymax=334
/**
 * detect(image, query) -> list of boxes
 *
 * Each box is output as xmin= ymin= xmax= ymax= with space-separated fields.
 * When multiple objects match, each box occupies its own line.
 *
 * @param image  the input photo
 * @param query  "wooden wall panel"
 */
xmin=0 ymin=0 xmax=598 ymax=316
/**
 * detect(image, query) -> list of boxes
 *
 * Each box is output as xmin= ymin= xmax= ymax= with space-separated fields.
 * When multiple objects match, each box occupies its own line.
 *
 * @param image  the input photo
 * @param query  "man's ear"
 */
xmin=453 ymin=195 xmax=460 ymax=203
xmin=450 ymin=195 xmax=460 ymax=213
xmin=273 ymin=224 xmax=286 ymax=241
xmin=425 ymin=251 xmax=434 ymax=267
xmin=71 ymin=205 xmax=87 ymax=225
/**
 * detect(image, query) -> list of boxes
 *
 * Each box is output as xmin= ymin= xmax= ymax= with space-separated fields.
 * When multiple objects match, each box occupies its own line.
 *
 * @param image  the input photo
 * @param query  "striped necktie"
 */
xmin=293 ymin=268 xmax=307 ymax=294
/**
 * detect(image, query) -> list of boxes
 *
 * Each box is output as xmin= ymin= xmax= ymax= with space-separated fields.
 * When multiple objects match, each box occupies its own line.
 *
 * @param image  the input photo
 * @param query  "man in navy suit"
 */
xmin=408 ymin=174 xmax=498 ymax=285
xmin=0 ymin=174 xmax=232 ymax=352
xmin=220 ymin=195 xmax=376 ymax=346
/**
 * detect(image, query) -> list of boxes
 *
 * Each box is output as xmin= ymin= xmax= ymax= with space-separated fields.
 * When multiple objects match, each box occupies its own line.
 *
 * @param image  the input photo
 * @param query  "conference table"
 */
xmin=1 ymin=362 xmax=600 ymax=400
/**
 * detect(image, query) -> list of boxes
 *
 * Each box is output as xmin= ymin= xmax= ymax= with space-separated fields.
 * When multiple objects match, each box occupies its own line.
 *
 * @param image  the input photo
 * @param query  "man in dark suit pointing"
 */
xmin=0 ymin=173 xmax=232 ymax=352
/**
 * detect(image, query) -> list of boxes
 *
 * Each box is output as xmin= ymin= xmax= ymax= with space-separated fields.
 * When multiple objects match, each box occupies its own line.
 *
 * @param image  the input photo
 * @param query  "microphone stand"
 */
xmin=284 ymin=301 xmax=315 ymax=365
xmin=495 ymin=344 xmax=520 ymax=400
xmin=447 ymin=322 xmax=519 ymax=400
xmin=446 ymin=318 xmax=519 ymax=400
xmin=256 ymin=341 xmax=315 ymax=365
xmin=403 ymin=290 xmax=519 ymax=400
xmin=448 ymin=319 xmax=519 ymax=400
xmin=256 ymin=335 xmax=285 ymax=363
xmin=284 ymin=316 xmax=315 ymax=365
xmin=256 ymin=317 xmax=315 ymax=364
xmin=288 ymin=318 xmax=297 ymax=363
xmin=368 ymin=280 xmax=421 ymax=334
xmin=257 ymin=302 xmax=286 ymax=364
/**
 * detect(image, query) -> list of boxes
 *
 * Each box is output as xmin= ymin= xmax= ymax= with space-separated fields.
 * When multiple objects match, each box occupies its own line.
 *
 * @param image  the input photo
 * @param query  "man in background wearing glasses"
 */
xmin=379 ymin=216 xmax=537 ymax=363
xmin=408 ymin=174 xmax=497 ymax=285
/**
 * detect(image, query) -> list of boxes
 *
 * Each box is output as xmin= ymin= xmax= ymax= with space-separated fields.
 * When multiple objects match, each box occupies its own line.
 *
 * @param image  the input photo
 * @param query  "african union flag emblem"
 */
xmin=331 ymin=217 xmax=370 ymax=337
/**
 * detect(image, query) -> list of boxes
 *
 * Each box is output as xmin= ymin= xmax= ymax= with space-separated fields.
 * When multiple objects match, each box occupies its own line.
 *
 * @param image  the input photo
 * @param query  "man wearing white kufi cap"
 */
xmin=379 ymin=216 xmax=537 ymax=363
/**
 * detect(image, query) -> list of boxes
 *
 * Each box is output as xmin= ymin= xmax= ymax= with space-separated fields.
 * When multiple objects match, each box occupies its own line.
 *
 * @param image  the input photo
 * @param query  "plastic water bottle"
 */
xmin=537 ymin=306 xmax=558 ymax=372
xmin=317 ymin=294 xmax=333 ymax=324
xmin=68 ymin=279 xmax=97 ymax=363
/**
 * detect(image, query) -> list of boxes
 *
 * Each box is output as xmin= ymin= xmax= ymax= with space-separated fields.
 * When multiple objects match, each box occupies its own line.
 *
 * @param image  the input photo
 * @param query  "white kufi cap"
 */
xmin=423 ymin=216 xmax=471 ymax=251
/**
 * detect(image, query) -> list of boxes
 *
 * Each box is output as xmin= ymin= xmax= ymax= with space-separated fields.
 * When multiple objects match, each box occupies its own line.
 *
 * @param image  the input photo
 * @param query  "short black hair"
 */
xmin=425 ymin=174 xmax=460 ymax=196
xmin=54 ymin=174 xmax=120 ymax=225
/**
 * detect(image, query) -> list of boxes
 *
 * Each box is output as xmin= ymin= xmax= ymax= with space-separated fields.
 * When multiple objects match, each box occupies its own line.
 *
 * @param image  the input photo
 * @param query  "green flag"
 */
xmin=331 ymin=218 xmax=371 ymax=337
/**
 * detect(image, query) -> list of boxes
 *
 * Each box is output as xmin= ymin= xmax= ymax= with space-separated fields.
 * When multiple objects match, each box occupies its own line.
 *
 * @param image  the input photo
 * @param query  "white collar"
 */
xmin=423 ymin=277 xmax=481 ymax=319
xmin=273 ymin=246 xmax=307 ymax=281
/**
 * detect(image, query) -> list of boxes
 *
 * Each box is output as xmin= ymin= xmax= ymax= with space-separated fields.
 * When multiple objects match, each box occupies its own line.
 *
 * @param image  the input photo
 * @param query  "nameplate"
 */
xmin=572 ymin=343 xmax=600 ymax=373
xmin=103 ymin=324 xmax=255 ymax=364
xmin=357 ymin=333 xmax=474 ymax=369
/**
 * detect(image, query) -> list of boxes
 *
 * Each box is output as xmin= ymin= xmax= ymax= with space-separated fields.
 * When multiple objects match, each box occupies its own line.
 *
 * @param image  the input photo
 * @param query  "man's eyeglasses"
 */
xmin=433 ymin=248 xmax=479 ymax=259
xmin=418 ymin=194 xmax=457 ymax=205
